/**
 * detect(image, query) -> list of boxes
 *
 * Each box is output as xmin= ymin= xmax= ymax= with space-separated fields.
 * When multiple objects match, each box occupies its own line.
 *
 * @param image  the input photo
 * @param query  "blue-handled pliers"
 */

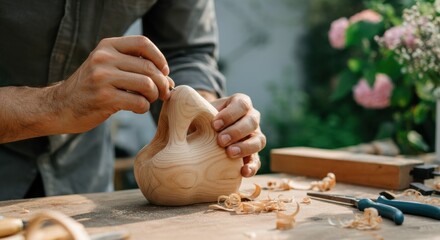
xmin=308 ymin=192 xmax=440 ymax=225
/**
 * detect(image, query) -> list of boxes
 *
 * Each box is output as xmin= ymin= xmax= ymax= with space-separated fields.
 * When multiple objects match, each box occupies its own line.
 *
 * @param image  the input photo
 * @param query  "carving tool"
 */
xmin=0 ymin=216 xmax=129 ymax=240
xmin=166 ymin=76 xmax=175 ymax=91
xmin=0 ymin=217 xmax=26 ymax=238
xmin=307 ymin=192 xmax=404 ymax=225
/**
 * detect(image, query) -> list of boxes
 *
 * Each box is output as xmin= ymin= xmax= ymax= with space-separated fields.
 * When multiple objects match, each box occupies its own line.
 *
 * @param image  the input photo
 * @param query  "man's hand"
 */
xmin=210 ymin=94 xmax=266 ymax=178
xmin=0 ymin=36 xmax=174 ymax=143
xmin=54 ymin=36 xmax=174 ymax=133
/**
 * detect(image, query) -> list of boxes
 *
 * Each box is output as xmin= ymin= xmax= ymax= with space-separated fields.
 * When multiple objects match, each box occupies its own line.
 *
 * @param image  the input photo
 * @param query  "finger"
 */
xmin=210 ymin=97 xmax=228 ymax=111
xmin=213 ymin=94 xmax=253 ymax=131
xmin=110 ymin=71 xmax=159 ymax=103
xmin=225 ymin=129 xmax=266 ymax=158
xmin=166 ymin=76 xmax=175 ymax=89
xmin=111 ymin=90 xmax=151 ymax=114
xmin=114 ymin=53 xmax=171 ymax=100
xmin=217 ymin=109 xmax=260 ymax=147
xmin=104 ymin=36 xmax=169 ymax=75
xmin=241 ymin=154 xmax=261 ymax=178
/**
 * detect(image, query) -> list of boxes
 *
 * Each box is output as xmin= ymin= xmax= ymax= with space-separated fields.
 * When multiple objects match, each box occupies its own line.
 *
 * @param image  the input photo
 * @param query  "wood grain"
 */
xmin=271 ymin=147 xmax=424 ymax=190
xmin=134 ymin=85 xmax=243 ymax=206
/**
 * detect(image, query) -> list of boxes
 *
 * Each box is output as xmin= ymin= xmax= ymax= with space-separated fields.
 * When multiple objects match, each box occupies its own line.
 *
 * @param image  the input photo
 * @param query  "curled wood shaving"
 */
xmin=240 ymin=184 xmax=262 ymax=200
xmin=301 ymin=196 xmax=311 ymax=205
xmin=329 ymin=208 xmax=382 ymax=230
xmin=209 ymin=193 xmax=292 ymax=214
xmin=266 ymin=173 xmax=336 ymax=192
xmin=276 ymin=201 xmax=300 ymax=230
xmin=393 ymin=189 xmax=440 ymax=206
xmin=310 ymin=173 xmax=336 ymax=192
xmin=208 ymin=185 xmax=294 ymax=214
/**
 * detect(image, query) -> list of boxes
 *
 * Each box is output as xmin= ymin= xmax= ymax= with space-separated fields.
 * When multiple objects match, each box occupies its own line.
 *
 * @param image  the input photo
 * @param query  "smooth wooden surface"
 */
xmin=271 ymin=147 xmax=424 ymax=190
xmin=134 ymin=86 xmax=242 ymax=205
xmin=1 ymin=174 xmax=439 ymax=240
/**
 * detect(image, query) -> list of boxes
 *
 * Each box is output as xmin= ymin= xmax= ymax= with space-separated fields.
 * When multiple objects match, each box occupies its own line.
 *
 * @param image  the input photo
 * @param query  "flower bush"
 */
xmin=328 ymin=0 xmax=439 ymax=154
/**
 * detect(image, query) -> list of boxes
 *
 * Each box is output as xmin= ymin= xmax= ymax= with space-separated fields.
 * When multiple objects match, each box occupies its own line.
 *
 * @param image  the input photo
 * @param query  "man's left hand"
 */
xmin=210 ymin=94 xmax=266 ymax=178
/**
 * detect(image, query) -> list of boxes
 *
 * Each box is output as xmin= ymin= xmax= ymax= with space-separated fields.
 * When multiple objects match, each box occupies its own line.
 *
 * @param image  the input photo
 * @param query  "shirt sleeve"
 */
xmin=142 ymin=0 xmax=226 ymax=123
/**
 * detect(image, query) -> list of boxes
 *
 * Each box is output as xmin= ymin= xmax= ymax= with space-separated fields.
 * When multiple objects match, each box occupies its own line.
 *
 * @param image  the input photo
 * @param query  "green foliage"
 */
xmin=265 ymin=0 xmax=436 ymax=162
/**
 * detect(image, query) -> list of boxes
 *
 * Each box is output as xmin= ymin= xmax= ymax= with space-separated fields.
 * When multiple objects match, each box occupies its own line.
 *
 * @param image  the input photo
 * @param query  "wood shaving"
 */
xmin=209 ymin=193 xmax=292 ymax=214
xmin=393 ymin=189 xmax=440 ymax=206
xmin=276 ymin=201 xmax=300 ymax=230
xmin=208 ymin=184 xmax=293 ymax=214
xmin=301 ymin=196 xmax=311 ymax=204
xmin=330 ymin=208 xmax=382 ymax=230
xmin=266 ymin=173 xmax=336 ymax=192
xmin=239 ymin=184 xmax=262 ymax=200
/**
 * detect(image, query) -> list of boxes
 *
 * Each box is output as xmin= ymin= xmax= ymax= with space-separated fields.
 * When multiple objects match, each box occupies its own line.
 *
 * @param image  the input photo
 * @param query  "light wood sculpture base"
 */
xmin=134 ymin=85 xmax=243 ymax=206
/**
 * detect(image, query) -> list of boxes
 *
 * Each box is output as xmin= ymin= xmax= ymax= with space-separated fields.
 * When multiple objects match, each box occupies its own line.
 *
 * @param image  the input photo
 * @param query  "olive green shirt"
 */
xmin=0 ymin=0 xmax=225 ymax=200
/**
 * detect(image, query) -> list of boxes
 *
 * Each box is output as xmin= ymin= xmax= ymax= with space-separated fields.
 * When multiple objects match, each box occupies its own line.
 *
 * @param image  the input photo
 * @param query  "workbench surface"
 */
xmin=1 ymin=174 xmax=439 ymax=240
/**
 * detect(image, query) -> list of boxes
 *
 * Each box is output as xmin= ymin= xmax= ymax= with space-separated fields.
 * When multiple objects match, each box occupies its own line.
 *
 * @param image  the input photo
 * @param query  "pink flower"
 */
xmin=382 ymin=25 xmax=416 ymax=49
xmin=349 ymin=10 xmax=383 ymax=23
xmin=328 ymin=17 xmax=349 ymax=49
xmin=353 ymin=73 xmax=394 ymax=109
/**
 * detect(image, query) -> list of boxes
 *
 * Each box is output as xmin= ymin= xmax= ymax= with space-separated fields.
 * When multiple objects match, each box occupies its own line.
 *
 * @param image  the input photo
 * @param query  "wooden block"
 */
xmin=270 ymin=147 xmax=424 ymax=190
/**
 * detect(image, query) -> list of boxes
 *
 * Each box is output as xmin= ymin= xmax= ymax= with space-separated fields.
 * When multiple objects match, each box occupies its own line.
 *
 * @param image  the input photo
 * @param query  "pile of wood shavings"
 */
xmin=393 ymin=189 xmax=440 ymax=206
xmin=208 ymin=184 xmax=292 ymax=214
xmin=329 ymin=208 xmax=383 ymax=230
xmin=266 ymin=173 xmax=336 ymax=192
xmin=209 ymin=184 xmax=301 ymax=230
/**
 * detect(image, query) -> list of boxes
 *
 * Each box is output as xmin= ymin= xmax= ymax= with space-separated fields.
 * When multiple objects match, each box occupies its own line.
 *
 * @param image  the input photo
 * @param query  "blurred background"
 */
xmin=112 ymin=0 xmax=438 ymax=189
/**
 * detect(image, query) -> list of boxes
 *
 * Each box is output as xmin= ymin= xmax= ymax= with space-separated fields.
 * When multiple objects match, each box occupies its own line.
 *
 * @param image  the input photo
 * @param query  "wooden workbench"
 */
xmin=0 ymin=174 xmax=439 ymax=240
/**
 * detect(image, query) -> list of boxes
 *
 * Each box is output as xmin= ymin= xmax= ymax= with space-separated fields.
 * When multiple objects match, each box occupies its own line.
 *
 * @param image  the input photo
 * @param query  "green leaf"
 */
xmin=407 ymin=130 xmax=429 ymax=152
xmin=415 ymin=81 xmax=436 ymax=101
xmin=331 ymin=70 xmax=358 ymax=101
xmin=391 ymin=85 xmax=412 ymax=107
xmin=345 ymin=21 xmax=384 ymax=47
xmin=413 ymin=103 xmax=429 ymax=124
xmin=363 ymin=67 xmax=376 ymax=86
xmin=375 ymin=122 xmax=395 ymax=139
xmin=376 ymin=51 xmax=402 ymax=80
xmin=347 ymin=58 xmax=363 ymax=73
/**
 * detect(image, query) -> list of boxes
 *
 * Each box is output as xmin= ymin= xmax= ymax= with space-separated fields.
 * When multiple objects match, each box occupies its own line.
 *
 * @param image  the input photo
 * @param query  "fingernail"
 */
xmin=242 ymin=165 xmax=252 ymax=177
xmin=220 ymin=134 xmax=231 ymax=145
xmin=229 ymin=146 xmax=241 ymax=156
xmin=213 ymin=120 xmax=224 ymax=130
xmin=162 ymin=65 xmax=170 ymax=75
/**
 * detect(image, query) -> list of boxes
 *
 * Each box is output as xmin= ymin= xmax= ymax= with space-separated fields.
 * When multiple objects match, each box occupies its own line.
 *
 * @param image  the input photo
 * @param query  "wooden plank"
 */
xmin=271 ymin=147 xmax=424 ymax=190
xmin=0 ymin=174 xmax=439 ymax=239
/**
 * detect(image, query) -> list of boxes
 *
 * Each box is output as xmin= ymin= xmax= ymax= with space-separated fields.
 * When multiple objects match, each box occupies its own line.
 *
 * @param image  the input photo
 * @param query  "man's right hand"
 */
xmin=0 ymin=36 xmax=174 ymax=143
xmin=53 ymin=36 xmax=174 ymax=133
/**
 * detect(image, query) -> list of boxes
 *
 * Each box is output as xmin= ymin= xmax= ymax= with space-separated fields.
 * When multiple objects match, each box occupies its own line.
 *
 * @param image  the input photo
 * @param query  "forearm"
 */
xmin=0 ymin=85 xmax=63 ymax=143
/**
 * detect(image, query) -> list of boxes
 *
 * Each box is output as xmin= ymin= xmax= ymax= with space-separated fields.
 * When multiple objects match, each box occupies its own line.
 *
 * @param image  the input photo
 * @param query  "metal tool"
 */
xmin=166 ymin=76 xmax=175 ymax=91
xmin=307 ymin=192 xmax=404 ymax=225
xmin=410 ymin=164 xmax=438 ymax=183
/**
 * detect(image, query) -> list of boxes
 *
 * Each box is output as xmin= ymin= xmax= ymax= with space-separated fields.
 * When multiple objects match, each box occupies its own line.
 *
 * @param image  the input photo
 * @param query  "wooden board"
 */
xmin=271 ymin=147 xmax=424 ymax=190
xmin=0 ymin=174 xmax=439 ymax=240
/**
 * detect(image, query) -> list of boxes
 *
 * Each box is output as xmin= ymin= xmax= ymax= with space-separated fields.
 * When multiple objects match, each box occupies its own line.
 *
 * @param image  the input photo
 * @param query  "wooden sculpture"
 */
xmin=134 ymin=85 xmax=243 ymax=206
